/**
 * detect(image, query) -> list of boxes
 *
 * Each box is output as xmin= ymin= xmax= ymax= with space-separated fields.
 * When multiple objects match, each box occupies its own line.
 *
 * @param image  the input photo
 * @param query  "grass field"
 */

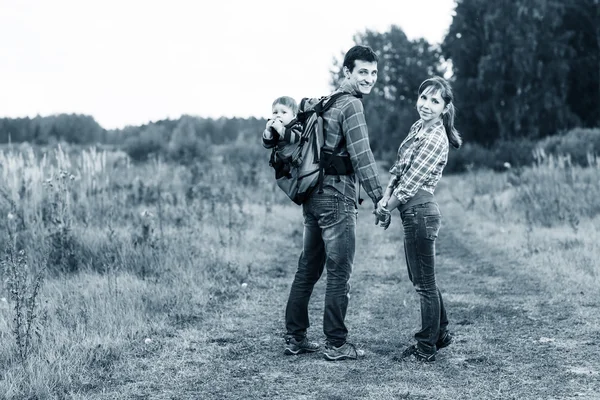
xmin=0 ymin=145 xmax=599 ymax=399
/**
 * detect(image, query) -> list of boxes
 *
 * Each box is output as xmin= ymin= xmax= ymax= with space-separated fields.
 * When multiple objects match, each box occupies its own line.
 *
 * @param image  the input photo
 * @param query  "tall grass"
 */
xmin=445 ymin=149 xmax=600 ymax=288
xmin=447 ymin=151 xmax=600 ymax=228
xmin=0 ymin=141 xmax=279 ymax=398
xmin=3 ymin=139 xmax=596 ymax=398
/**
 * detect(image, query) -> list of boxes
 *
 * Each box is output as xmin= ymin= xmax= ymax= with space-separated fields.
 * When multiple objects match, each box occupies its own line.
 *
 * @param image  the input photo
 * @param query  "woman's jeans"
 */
xmin=285 ymin=189 xmax=357 ymax=347
xmin=401 ymin=202 xmax=448 ymax=354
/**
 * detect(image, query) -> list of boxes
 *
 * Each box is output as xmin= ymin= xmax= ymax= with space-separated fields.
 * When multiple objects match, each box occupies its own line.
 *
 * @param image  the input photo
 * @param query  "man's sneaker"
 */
xmin=323 ymin=342 xmax=365 ymax=361
xmin=284 ymin=337 xmax=320 ymax=355
xmin=436 ymin=332 xmax=453 ymax=350
xmin=400 ymin=344 xmax=436 ymax=362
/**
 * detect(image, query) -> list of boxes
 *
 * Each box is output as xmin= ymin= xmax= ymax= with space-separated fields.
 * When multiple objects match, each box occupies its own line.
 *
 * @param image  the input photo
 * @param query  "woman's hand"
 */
xmin=378 ymin=197 xmax=389 ymax=209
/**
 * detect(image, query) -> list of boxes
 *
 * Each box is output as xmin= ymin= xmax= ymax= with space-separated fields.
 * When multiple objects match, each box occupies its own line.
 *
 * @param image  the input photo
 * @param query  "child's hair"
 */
xmin=272 ymin=96 xmax=298 ymax=115
xmin=418 ymin=76 xmax=462 ymax=149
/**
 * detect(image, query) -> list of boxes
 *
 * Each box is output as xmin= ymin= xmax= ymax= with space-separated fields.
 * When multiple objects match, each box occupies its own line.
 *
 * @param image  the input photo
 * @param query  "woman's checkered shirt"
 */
xmin=389 ymin=119 xmax=449 ymax=204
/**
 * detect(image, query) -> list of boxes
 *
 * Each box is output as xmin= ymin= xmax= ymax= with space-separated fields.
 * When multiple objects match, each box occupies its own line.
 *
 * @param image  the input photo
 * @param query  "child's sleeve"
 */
xmin=281 ymin=121 xmax=302 ymax=145
xmin=262 ymin=127 xmax=279 ymax=149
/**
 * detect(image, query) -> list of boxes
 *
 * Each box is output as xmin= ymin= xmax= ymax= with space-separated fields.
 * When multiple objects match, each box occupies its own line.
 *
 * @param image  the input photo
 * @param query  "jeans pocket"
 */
xmin=424 ymin=215 xmax=441 ymax=240
xmin=319 ymin=197 xmax=340 ymax=228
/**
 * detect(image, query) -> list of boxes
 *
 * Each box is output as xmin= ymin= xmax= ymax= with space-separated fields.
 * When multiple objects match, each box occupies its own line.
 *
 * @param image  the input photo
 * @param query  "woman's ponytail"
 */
xmin=443 ymin=102 xmax=462 ymax=149
xmin=419 ymin=76 xmax=463 ymax=149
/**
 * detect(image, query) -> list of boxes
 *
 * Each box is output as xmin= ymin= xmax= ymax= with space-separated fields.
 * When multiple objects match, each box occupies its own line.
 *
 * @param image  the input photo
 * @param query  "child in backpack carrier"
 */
xmin=262 ymin=96 xmax=304 ymax=179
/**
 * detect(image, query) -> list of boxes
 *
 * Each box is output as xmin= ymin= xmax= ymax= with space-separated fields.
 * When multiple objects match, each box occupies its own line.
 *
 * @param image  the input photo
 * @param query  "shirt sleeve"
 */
xmin=341 ymin=98 xmax=383 ymax=205
xmin=389 ymin=120 xmax=421 ymax=176
xmin=262 ymin=129 xmax=278 ymax=148
xmin=282 ymin=122 xmax=302 ymax=145
xmin=392 ymin=128 xmax=447 ymax=204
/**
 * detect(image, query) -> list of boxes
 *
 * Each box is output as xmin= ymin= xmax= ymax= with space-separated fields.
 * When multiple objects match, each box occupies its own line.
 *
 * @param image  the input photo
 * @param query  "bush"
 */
xmin=445 ymin=138 xmax=539 ymax=174
xmin=124 ymin=125 xmax=168 ymax=162
xmin=490 ymin=139 xmax=537 ymax=169
xmin=445 ymin=142 xmax=494 ymax=173
xmin=166 ymin=117 xmax=211 ymax=165
xmin=538 ymin=128 xmax=600 ymax=166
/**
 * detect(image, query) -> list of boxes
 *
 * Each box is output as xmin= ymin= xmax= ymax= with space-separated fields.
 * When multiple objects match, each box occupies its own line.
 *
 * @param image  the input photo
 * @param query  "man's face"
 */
xmin=344 ymin=60 xmax=378 ymax=96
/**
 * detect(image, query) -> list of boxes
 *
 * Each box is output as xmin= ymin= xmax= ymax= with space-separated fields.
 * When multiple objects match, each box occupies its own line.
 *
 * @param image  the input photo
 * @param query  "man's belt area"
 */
xmin=320 ymin=151 xmax=354 ymax=175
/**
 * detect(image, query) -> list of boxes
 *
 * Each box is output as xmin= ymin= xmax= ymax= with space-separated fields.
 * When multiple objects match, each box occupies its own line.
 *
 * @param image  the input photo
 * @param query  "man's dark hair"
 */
xmin=342 ymin=45 xmax=379 ymax=72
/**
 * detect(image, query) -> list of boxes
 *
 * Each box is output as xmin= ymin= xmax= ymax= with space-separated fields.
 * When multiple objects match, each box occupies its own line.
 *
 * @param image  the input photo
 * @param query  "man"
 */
xmin=284 ymin=45 xmax=384 ymax=361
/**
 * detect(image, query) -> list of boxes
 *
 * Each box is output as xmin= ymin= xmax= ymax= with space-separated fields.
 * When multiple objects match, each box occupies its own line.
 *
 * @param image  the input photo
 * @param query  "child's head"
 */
xmin=271 ymin=96 xmax=298 ymax=126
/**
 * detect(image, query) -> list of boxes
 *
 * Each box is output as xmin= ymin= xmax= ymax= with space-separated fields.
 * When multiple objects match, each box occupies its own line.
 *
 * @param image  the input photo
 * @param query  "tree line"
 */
xmin=0 ymin=0 xmax=597 ymax=162
xmin=336 ymin=0 xmax=599 ymax=155
xmin=0 ymin=114 xmax=266 ymax=162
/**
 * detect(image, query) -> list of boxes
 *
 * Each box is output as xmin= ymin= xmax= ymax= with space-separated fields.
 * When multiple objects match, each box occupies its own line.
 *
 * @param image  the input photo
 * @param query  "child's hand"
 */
xmin=271 ymin=119 xmax=285 ymax=138
xmin=266 ymin=119 xmax=275 ymax=129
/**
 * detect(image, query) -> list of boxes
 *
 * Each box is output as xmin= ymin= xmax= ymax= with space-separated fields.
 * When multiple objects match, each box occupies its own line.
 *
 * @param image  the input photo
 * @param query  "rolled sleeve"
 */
xmin=283 ymin=123 xmax=302 ymax=144
xmin=262 ymin=129 xmax=278 ymax=148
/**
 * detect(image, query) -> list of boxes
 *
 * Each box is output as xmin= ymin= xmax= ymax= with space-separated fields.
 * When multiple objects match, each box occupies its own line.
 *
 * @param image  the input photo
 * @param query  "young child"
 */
xmin=262 ymin=96 xmax=303 ymax=179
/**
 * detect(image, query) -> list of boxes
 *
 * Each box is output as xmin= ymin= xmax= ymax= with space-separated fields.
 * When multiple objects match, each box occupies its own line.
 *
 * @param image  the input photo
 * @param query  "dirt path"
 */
xmin=87 ymin=183 xmax=600 ymax=400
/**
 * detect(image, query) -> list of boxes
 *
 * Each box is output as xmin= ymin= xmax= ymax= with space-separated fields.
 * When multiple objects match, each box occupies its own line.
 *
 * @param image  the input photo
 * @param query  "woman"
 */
xmin=375 ymin=76 xmax=462 ymax=362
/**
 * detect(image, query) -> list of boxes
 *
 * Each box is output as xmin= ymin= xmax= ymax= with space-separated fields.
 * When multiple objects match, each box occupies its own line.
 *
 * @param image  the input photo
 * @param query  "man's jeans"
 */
xmin=401 ymin=201 xmax=448 ymax=354
xmin=285 ymin=189 xmax=357 ymax=347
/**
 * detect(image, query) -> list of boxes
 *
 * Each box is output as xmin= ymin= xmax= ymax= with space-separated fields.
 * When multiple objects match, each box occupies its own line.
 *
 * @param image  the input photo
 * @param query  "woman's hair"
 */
xmin=272 ymin=96 xmax=298 ymax=115
xmin=418 ymin=76 xmax=462 ymax=149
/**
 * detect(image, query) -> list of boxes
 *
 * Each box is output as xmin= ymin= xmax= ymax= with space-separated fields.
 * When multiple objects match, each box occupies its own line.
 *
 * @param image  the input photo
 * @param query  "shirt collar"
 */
xmin=338 ymin=80 xmax=362 ymax=98
xmin=426 ymin=119 xmax=444 ymax=132
xmin=418 ymin=119 xmax=444 ymax=135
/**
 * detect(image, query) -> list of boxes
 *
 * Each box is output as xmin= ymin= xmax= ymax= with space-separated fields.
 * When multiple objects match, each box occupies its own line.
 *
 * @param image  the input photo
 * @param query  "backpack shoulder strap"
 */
xmin=313 ymin=91 xmax=353 ymax=148
xmin=313 ymin=92 xmax=353 ymax=194
xmin=298 ymin=97 xmax=319 ymax=114
xmin=314 ymin=92 xmax=351 ymax=115
xmin=299 ymin=98 xmax=309 ymax=113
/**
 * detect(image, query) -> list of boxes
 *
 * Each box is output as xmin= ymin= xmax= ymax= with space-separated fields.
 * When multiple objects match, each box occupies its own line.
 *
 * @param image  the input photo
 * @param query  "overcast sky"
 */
xmin=1 ymin=0 xmax=456 ymax=129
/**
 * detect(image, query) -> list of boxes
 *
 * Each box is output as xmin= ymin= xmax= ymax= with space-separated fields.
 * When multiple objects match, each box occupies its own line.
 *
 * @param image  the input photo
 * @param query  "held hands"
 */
xmin=373 ymin=198 xmax=392 ymax=230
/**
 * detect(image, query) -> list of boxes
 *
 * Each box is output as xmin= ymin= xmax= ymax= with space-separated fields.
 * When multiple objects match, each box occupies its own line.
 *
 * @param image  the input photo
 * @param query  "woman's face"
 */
xmin=416 ymin=87 xmax=446 ymax=123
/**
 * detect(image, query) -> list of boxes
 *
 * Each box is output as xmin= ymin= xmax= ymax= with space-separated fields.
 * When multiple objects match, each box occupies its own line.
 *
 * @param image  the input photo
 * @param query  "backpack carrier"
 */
xmin=269 ymin=92 xmax=354 ymax=205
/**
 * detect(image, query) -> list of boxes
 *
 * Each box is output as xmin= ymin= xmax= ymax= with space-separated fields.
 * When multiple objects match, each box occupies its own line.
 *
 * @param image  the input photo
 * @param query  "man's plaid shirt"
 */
xmin=389 ymin=119 xmax=449 ymax=204
xmin=306 ymin=81 xmax=383 ymax=207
